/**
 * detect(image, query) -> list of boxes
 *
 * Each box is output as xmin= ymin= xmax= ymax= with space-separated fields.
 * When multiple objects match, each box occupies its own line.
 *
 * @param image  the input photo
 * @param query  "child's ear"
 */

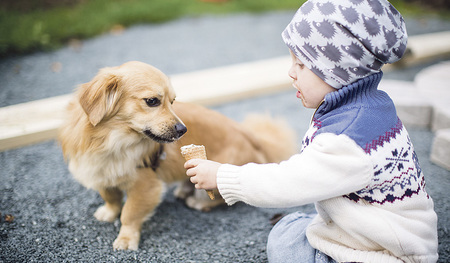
xmin=78 ymin=70 xmax=122 ymax=126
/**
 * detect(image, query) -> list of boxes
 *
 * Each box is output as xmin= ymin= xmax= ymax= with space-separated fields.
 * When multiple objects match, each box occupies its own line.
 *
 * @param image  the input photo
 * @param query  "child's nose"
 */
xmin=288 ymin=67 xmax=296 ymax=80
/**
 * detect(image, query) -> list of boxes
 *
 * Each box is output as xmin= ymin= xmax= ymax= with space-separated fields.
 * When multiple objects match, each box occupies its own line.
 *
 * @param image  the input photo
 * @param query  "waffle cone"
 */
xmin=181 ymin=144 xmax=215 ymax=200
xmin=180 ymin=145 xmax=207 ymax=160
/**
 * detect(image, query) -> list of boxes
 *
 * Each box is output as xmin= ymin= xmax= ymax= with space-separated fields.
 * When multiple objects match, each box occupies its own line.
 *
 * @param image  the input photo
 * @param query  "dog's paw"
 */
xmin=184 ymin=189 xmax=225 ymax=212
xmin=94 ymin=205 xmax=120 ymax=222
xmin=173 ymin=180 xmax=195 ymax=200
xmin=185 ymin=196 xmax=225 ymax=212
xmin=186 ymin=196 xmax=212 ymax=212
xmin=113 ymin=226 xmax=140 ymax=251
xmin=113 ymin=236 xmax=139 ymax=251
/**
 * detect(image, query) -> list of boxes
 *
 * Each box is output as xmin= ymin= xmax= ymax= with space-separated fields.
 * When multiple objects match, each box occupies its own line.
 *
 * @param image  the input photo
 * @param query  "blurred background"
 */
xmin=1 ymin=0 xmax=450 ymax=108
xmin=1 ymin=0 xmax=449 ymax=58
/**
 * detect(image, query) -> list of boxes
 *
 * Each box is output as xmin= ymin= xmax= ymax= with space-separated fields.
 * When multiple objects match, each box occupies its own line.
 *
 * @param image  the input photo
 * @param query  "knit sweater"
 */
xmin=216 ymin=72 xmax=438 ymax=263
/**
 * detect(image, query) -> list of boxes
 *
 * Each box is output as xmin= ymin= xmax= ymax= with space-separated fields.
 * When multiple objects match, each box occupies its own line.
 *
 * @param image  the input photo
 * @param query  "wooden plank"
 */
xmin=0 ymin=95 xmax=72 ymax=151
xmin=173 ymin=56 xmax=292 ymax=105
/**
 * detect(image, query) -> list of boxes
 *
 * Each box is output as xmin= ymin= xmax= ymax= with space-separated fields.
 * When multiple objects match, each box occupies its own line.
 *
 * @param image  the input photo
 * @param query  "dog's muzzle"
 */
xmin=144 ymin=123 xmax=187 ymax=143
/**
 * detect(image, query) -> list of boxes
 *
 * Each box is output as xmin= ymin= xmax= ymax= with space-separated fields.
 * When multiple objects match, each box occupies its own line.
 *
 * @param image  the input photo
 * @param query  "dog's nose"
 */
xmin=174 ymin=123 xmax=187 ymax=137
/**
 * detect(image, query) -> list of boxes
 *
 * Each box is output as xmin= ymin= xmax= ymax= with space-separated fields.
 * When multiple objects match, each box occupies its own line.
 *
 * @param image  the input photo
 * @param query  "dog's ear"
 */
xmin=78 ymin=71 xmax=121 ymax=126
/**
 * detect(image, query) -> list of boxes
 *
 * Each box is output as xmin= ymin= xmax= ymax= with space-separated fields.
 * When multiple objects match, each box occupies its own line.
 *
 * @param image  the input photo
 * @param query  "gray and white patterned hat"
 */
xmin=282 ymin=0 xmax=407 ymax=89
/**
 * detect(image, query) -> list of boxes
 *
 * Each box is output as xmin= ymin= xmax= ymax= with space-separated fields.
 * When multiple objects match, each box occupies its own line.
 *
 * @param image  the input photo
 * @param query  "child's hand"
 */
xmin=184 ymin=159 xmax=221 ymax=190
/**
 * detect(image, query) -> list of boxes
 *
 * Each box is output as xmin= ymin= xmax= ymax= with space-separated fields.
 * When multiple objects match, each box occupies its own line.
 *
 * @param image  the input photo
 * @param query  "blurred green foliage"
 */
xmin=0 ymin=0 xmax=448 ymax=57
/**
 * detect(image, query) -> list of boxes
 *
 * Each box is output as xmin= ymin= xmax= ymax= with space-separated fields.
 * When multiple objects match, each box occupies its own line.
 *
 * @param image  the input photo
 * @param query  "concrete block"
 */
xmin=430 ymin=129 xmax=450 ymax=171
xmin=379 ymin=79 xmax=433 ymax=128
xmin=432 ymin=106 xmax=450 ymax=132
xmin=415 ymin=61 xmax=450 ymax=101
xmin=415 ymin=61 xmax=450 ymax=131
xmin=398 ymin=31 xmax=450 ymax=66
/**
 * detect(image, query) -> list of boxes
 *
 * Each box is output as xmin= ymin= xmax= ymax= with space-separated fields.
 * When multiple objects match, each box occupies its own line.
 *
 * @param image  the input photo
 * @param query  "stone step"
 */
xmin=379 ymin=79 xmax=433 ymax=129
xmin=415 ymin=61 xmax=450 ymax=171
xmin=415 ymin=61 xmax=450 ymax=132
xmin=431 ymin=129 xmax=450 ymax=171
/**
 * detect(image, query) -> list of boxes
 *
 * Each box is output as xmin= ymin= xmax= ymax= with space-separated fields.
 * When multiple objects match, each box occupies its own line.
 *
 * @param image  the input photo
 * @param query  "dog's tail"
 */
xmin=240 ymin=114 xmax=298 ymax=164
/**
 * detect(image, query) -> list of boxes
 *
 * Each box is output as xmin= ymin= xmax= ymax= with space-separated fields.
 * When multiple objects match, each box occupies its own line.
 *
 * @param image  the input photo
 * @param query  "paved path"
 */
xmin=1 ymin=12 xmax=450 ymax=107
xmin=0 ymin=11 xmax=449 ymax=262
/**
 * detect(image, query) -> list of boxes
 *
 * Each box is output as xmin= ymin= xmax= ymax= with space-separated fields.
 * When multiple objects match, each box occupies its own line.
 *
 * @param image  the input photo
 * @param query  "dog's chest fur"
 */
xmin=68 ymin=130 xmax=154 ymax=190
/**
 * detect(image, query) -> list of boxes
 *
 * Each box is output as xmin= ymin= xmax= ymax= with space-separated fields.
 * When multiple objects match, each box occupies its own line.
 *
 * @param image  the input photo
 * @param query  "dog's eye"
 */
xmin=144 ymin=98 xmax=161 ymax=107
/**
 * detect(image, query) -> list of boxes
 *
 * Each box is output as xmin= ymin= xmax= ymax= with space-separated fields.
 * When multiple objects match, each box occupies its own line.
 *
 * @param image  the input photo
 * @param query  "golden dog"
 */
xmin=59 ymin=61 xmax=297 ymax=250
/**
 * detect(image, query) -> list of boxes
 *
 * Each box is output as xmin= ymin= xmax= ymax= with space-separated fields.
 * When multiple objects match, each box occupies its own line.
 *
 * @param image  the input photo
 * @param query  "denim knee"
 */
xmin=267 ymin=212 xmax=316 ymax=263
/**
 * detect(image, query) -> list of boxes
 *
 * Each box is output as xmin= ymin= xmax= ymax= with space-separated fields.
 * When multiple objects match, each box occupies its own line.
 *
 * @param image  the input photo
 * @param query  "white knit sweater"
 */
xmin=216 ymin=73 xmax=438 ymax=263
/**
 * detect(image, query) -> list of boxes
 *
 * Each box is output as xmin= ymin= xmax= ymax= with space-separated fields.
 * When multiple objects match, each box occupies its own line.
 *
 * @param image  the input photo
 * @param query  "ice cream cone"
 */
xmin=181 ymin=144 xmax=215 ymax=200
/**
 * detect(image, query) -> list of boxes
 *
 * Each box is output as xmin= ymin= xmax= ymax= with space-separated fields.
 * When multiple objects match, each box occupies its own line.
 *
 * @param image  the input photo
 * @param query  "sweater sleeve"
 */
xmin=217 ymin=133 xmax=373 ymax=208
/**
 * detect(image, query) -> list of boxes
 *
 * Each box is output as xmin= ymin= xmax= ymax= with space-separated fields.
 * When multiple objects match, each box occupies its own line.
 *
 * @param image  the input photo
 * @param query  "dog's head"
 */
xmin=77 ymin=61 xmax=187 ymax=143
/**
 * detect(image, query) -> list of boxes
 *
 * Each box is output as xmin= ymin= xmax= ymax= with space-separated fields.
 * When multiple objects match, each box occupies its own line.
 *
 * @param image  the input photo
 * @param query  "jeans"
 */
xmin=267 ymin=212 xmax=337 ymax=263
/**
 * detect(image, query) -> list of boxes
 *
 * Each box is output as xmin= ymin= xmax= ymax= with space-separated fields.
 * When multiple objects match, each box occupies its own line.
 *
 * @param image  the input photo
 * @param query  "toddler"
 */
xmin=185 ymin=0 xmax=439 ymax=262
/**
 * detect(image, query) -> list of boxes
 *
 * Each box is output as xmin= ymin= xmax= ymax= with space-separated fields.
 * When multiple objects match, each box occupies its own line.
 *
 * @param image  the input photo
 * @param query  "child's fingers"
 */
xmin=184 ymin=159 xmax=201 ymax=169
xmin=186 ymin=167 xmax=196 ymax=177
xmin=189 ymin=175 xmax=198 ymax=184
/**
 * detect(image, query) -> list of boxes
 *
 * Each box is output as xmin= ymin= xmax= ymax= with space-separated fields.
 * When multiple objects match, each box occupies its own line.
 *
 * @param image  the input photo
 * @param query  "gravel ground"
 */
xmin=0 ymin=90 xmax=448 ymax=262
xmin=0 ymin=10 xmax=449 ymax=262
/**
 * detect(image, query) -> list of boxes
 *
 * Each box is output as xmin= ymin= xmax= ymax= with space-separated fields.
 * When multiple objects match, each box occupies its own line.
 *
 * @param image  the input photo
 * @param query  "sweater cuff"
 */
xmin=217 ymin=164 xmax=246 ymax=206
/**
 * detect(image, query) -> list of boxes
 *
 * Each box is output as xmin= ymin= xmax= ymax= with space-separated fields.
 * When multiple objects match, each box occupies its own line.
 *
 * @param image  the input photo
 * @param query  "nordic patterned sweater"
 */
xmin=216 ymin=72 xmax=438 ymax=263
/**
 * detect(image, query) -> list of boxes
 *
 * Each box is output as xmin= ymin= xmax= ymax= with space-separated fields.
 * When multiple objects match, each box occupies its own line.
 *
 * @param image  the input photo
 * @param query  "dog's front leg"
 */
xmin=113 ymin=168 xmax=165 ymax=251
xmin=94 ymin=187 xmax=123 ymax=222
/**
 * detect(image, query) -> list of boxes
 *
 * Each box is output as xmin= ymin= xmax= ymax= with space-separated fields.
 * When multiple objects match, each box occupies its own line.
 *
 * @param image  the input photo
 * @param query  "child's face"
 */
xmin=288 ymin=50 xmax=335 ymax=109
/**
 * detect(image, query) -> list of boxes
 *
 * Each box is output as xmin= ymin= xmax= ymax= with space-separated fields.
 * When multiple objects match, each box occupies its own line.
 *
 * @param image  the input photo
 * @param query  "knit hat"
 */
xmin=282 ymin=0 xmax=407 ymax=89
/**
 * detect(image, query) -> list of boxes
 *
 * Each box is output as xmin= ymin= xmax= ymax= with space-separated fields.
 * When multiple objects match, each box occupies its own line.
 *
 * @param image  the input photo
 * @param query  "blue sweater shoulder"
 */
xmin=313 ymin=72 xmax=399 ymax=150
